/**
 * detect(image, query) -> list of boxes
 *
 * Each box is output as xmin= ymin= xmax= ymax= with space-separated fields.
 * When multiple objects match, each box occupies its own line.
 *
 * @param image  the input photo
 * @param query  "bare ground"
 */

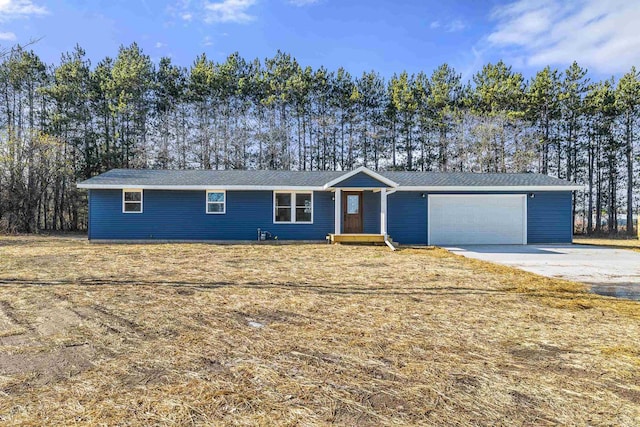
xmin=0 ymin=235 xmax=639 ymax=426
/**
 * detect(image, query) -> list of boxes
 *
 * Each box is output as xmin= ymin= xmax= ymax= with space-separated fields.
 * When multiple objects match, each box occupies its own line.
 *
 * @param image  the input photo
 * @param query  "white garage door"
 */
xmin=428 ymin=195 xmax=527 ymax=245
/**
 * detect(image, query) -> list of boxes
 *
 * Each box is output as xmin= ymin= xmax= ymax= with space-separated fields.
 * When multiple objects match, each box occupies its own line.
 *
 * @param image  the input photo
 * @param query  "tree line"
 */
xmin=0 ymin=43 xmax=638 ymax=235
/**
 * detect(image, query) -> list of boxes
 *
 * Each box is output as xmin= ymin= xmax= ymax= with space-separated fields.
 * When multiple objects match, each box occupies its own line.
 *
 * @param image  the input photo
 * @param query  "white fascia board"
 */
xmin=323 ymin=166 xmax=398 ymax=189
xmin=78 ymin=183 xmax=585 ymax=191
xmin=329 ymin=187 xmax=392 ymax=191
xmin=396 ymin=185 xmax=586 ymax=192
xmin=77 ymin=184 xmax=326 ymax=191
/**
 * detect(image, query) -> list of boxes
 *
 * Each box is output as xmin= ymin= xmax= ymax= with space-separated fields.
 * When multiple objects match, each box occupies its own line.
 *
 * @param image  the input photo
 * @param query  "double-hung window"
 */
xmin=206 ymin=191 xmax=226 ymax=214
xmin=123 ymin=189 xmax=143 ymax=213
xmin=274 ymin=192 xmax=313 ymax=223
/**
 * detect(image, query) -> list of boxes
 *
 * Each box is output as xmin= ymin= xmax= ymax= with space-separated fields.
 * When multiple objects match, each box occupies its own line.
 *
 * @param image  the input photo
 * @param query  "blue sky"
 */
xmin=1 ymin=0 xmax=639 ymax=80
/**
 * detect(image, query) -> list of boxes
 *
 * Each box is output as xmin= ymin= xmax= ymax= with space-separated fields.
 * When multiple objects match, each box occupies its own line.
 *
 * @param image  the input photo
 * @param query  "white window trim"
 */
xmin=122 ymin=189 xmax=143 ymax=214
xmin=206 ymin=190 xmax=226 ymax=214
xmin=273 ymin=191 xmax=314 ymax=224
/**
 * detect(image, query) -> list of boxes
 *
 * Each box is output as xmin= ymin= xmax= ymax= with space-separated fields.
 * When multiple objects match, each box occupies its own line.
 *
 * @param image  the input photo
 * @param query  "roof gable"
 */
xmin=328 ymin=171 xmax=391 ymax=188
xmin=323 ymin=167 xmax=398 ymax=189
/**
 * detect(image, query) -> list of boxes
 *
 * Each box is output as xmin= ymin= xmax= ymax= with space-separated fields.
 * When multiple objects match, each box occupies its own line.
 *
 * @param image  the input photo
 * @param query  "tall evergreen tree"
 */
xmin=616 ymin=67 xmax=640 ymax=235
xmin=472 ymin=61 xmax=526 ymax=172
xmin=427 ymin=64 xmax=462 ymax=171
xmin=527 ymin=66 xmax=561 ymax=175
xmin=0 ymin=46 xmax=639 ymax=234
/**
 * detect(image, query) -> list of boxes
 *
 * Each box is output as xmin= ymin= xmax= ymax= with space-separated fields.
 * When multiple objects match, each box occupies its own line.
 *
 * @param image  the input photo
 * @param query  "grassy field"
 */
xmin=575 ymin=236 xmax=640 ymax=252
xmin=0 ymin=236 xmax=639 ymax=426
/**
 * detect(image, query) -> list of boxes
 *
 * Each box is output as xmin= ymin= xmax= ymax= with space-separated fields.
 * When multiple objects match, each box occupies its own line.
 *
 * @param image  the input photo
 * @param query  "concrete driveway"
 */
xmin=446 ymin=244 xmax=640 ymax=300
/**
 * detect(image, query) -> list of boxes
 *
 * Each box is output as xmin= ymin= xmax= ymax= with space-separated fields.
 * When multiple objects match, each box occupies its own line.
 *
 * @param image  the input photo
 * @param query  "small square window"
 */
xmin=206 ymin=191 xmax=226 ymax=214
xmin=123 ymin=190 xmax=143 ymax=213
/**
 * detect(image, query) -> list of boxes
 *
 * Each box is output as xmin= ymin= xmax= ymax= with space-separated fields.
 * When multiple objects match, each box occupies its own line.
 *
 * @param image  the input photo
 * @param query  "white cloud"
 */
xmin=0 ymin=30 xmax=16 ymax=40
xmin=288 ymin=0 xmax=320 ymax=6
xmin=0 ymin=0 xmax=47 ymax=21
xmin=429 ymin=19 xmax=465 ymax=32
xmin=155 ymin=41 xmax=167 ymax=48
xmin=204 ymin=0 xmax=256 ymax=24
xmin=487 ymin=0 xmax=640 ymax=74
xmin=166 ymin=0 xmax=192 ymax=24
xmin=446 ymin=19 xmax=465 ymax=32
xmin=203 ymin=35 xmax=213 ymax=46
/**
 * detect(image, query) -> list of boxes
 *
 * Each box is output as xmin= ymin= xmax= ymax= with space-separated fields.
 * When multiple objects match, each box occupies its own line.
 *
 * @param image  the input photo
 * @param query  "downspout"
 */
xmin=383 ymin=189 xmax=397 ymax=251
xmin=384 ymin=235 xmax=396 ymax=251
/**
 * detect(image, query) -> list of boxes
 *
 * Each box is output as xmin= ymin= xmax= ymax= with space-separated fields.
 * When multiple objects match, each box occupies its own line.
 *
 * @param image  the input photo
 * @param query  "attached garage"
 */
xmin=428 ymin=194 xmax=527 ymax=245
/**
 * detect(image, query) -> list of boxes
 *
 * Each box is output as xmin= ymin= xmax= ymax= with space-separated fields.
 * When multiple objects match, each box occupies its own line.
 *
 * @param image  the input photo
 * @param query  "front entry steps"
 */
xmin=327 ymin=234 xmax=396 ymax=250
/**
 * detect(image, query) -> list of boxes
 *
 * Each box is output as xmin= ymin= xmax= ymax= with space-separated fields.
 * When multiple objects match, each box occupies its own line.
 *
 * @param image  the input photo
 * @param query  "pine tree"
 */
xmin=527 ymin=66 xmax=561 ymax=175
xmin=427 ymin=64 xmax=462 ymax=171
xmin=616 ymin=67 xmax=640 ymax=235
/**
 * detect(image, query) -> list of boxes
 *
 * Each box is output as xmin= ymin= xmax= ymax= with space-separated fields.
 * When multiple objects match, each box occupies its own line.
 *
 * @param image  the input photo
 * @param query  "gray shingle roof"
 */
xmin=77 ymin=168 xmax=580 ymax=189
xmin=79 ymin=169 xmax=343 ymax=187
xmin=383 ymin=171 xmax=577 ymax=187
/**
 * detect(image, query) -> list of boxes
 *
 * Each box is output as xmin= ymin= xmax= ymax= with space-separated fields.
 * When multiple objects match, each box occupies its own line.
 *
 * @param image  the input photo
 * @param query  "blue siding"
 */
xmin=527 ymin=191 xmax=572 ymax=243
xmin=388 ymin=192 xmax=428 ymax=245
xmin=385 ymin=191 xmax=572 ymax=245
xmin=89 ymin=190 xmax=334 ymax=240
xmin=362 ymin=191 xmax=381 ymax=234
xmin=88 ymin=188 xmax=573 ymax=244
xmin=421 ymin=191 xmax=572 ymax=244
xmin=333 ymin=172 xmax=390 ymax=188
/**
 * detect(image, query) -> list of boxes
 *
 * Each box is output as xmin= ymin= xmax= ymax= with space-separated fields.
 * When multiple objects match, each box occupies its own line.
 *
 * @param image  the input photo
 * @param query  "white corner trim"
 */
xmin=205 ymin=190 xmax=226 ymax=214
xmin=380 ymin=188 xmax=387 ymax=236
xmin=427 ymin=195 xmax=431 ymax=245
xmin=334 ymin=188 xmax=341 ymax=235
xmin=323 ymin=166 xmax=398 ymax=189
xmin=522 ymin=195 xmax=528 ymax=245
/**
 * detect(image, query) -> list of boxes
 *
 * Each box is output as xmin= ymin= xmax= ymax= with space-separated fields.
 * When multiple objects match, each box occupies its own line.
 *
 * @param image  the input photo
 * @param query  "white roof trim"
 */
xmin=397 ymin=185 xmax=585 ymax=192
xmin=77 ymin=184 xmax=325 ymax=191
xmin=77 ymin=183 xmax=584 ymax=192
xmin=323 ymin=166 xmax=398 ymax=189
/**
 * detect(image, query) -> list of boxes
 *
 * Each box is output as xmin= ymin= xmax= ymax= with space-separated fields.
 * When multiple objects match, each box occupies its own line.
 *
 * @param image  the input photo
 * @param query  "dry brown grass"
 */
xmin=575 ymin=236 xmax=640 ymax=252
xmin=0 ymin=235 xmax=639 ymax=426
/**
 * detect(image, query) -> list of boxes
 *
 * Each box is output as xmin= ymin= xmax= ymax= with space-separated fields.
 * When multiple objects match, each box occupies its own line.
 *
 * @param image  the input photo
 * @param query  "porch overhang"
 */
xmin=332 ymin=187 xmax=395 ymax=237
